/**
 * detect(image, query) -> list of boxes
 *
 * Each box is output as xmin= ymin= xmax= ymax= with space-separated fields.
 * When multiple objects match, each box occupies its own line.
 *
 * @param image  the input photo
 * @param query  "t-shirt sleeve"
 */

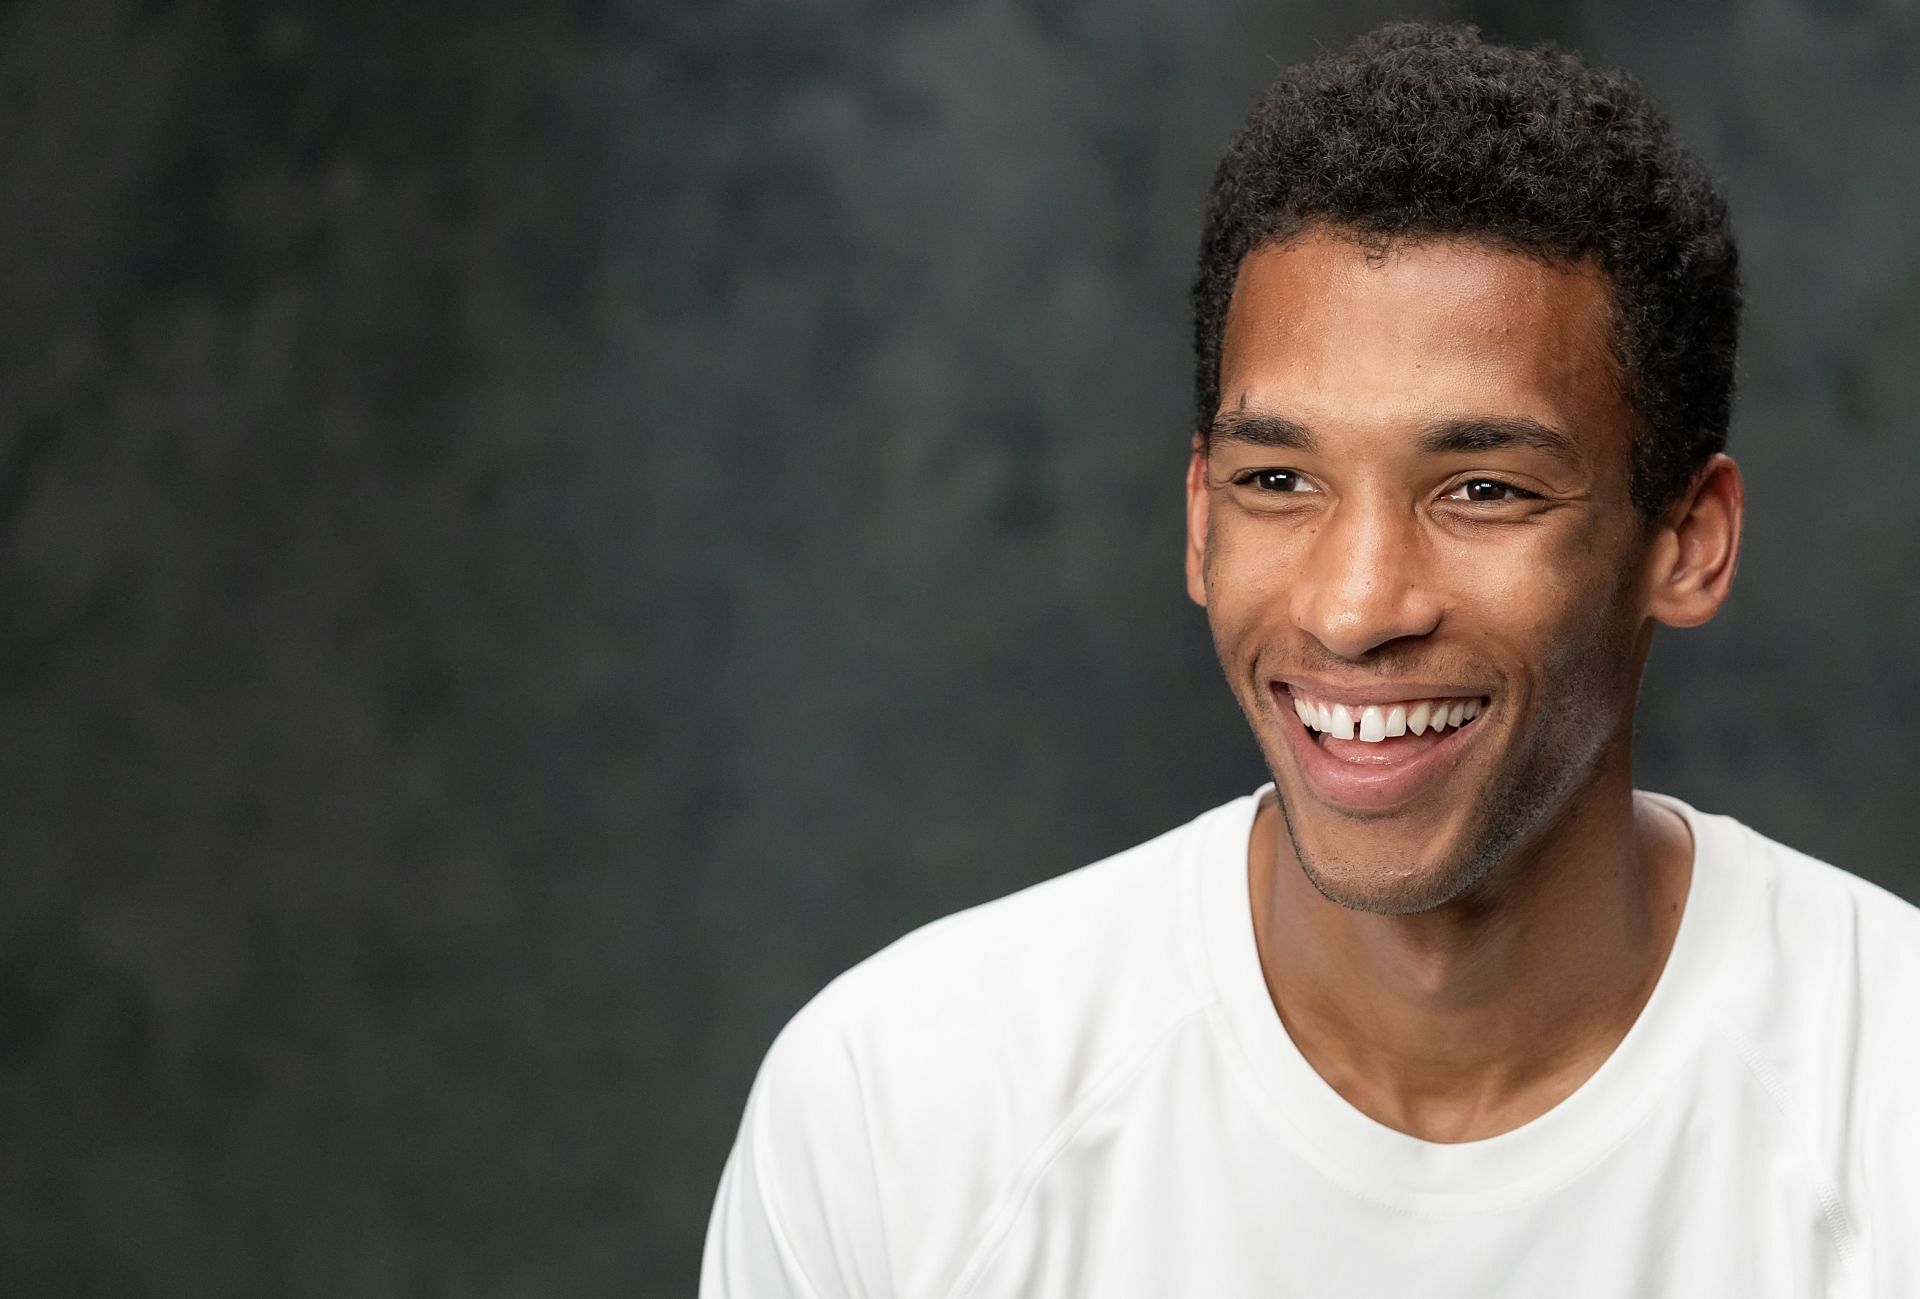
xmin=700 ymin=993 xmax=893 ymax=1299
xmin=1862 ymin=938 xmax=1920 ymax=1293
xmin=1865 ymin=1096 xmax=1920 ymax=1294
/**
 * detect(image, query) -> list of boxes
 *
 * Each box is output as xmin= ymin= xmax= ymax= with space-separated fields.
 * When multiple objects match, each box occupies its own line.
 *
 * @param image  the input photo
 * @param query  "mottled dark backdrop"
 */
xmin=3 ymin=0 xmax=1915 ymax=1293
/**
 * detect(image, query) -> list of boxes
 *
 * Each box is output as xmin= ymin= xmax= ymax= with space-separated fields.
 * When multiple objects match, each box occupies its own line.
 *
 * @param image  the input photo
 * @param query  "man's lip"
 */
xmin=1270 ymin=681 xmax=1484 ymax=812
xmin=1274 ymin=675 xmax=1492 ymax=708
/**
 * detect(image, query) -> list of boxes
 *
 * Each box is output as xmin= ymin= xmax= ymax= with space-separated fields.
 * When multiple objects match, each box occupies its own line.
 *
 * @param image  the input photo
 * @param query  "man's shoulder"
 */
xmin=1690 ymin=806 xmax=1920 ymax=1254
xmin=1711 ymin=806 xmax=1920 ymax=975
xmin=786 ymin=792 xmax=1245 ymax=1078
xmin=1687 ymin=803 xmax=1920 ymax=1157
xmin=1750 ymin=817 xmax=1920 ymax=1062
xmin=729 ymin=793 xmax=1249 ymax=1294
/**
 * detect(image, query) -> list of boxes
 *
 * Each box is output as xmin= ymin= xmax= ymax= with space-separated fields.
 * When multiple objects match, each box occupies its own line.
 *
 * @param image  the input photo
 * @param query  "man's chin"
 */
xmin=1271 ymin=786 xmax=1501 ymax=916
xmin=1293 ymin=844 xmax=1499 ymax=916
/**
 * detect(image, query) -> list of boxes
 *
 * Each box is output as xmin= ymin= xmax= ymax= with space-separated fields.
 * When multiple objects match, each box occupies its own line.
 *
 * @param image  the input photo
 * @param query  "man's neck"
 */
xmin=1248 ymin=772 xmax=1695 ymax=1143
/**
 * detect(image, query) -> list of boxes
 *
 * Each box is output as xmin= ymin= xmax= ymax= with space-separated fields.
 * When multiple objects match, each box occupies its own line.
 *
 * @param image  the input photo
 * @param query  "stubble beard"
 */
xmin=1258 ymin=602 xmax=1641 ymax=918
xmin=1274 ymin=703 xmax=1614 ymax=916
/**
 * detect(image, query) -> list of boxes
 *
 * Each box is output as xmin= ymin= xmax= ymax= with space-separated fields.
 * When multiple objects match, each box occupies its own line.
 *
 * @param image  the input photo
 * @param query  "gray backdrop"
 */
xmin=3 ymin=0 xmax=1915 ymax=1294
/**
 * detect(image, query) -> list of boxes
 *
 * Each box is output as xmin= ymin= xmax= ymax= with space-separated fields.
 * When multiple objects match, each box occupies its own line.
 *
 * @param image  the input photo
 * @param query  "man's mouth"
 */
xmin=1274 ymin=683 xmax=1492 ymax=811
xmin=1287 ymin=689 xmax=1485 ymax=744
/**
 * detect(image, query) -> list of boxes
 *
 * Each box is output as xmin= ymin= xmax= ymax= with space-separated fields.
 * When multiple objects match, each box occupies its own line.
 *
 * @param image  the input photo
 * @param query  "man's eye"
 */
xmin=1241 ymin=469 xmax=1311 ymax=493
xmin=1449 ymin=478 xmax=1537 ymax=503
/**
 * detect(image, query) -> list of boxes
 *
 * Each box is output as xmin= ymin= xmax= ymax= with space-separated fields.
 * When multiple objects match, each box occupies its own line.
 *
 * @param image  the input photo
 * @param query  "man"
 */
xmin=703 ymin=23 xmax=1920 ymax=1296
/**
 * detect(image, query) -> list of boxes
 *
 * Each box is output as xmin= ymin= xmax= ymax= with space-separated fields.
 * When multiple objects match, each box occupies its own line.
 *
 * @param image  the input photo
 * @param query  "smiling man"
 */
xmin=703 ymin=24 xmax=1920 ymax=1296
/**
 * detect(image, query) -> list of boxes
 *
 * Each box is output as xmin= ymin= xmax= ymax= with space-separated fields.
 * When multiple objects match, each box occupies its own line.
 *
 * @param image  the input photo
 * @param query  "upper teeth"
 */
xmin=1290 ymin=692 xmax=1483 ymax=742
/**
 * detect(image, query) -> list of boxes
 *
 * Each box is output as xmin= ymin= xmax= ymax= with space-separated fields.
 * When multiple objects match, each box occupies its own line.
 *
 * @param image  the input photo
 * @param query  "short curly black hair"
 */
xmin=1192 ymin=22 xmax=1740 ymax=516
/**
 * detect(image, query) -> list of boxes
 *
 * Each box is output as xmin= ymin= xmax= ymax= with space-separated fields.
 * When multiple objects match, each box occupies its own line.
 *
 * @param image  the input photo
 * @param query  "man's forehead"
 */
xmin=1214 ymin=232 xmax=1630 ymax=454
xmin=1223 ymin=232 xmax=1616 ymax=348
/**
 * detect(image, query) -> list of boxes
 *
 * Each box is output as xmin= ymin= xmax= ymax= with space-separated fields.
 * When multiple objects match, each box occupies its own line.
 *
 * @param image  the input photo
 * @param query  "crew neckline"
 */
xmin=1195 ymin=785 xmax=1751 ymax=1209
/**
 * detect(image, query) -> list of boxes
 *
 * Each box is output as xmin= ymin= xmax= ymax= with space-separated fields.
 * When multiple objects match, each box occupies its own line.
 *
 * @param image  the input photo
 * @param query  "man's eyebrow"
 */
xmin=1206 ymin=412 xmax=1318 ymax=451
xmin=1416 ymin=416 xmax=1585 ymax=466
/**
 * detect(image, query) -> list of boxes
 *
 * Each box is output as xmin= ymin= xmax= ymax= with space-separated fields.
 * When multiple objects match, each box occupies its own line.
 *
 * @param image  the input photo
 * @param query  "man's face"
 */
xmin=1187 ymin=232 xmax=1657 ymax=914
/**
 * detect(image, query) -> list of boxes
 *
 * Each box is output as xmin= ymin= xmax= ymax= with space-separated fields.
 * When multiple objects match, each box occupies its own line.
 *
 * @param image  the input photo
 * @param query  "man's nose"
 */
xmin=1289 ymin=499 xmax=1442 ymax=660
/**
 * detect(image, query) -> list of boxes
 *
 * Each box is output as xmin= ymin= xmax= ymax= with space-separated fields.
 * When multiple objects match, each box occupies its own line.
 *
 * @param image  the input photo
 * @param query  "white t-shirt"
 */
xmin=702 ymin=789 xmax=1920 ymax=1297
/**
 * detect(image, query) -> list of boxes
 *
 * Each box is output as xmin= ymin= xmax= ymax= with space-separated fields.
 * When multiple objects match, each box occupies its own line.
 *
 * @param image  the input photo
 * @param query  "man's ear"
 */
xmin=1646 ymin=453 xmax=1743 ymax=629
xmin=1185 ymin=436 xmax=1210 ymax=607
